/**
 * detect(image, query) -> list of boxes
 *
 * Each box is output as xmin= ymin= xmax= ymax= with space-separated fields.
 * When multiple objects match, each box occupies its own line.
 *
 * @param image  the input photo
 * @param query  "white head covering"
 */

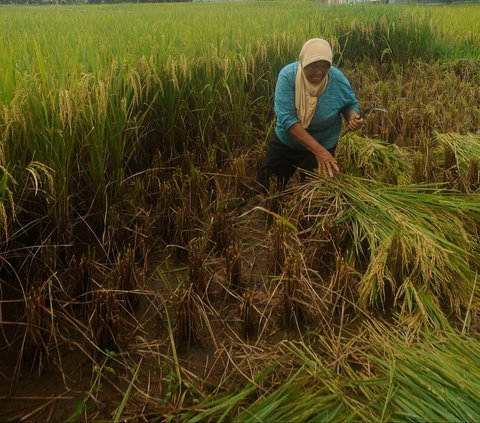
xmin=295 ymin=38 xmax=333 ymax=128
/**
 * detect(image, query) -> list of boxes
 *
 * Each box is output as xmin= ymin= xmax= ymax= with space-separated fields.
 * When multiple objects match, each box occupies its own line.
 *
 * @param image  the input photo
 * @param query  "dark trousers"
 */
xmin=258 ymin=134 xmax=336 ymax=192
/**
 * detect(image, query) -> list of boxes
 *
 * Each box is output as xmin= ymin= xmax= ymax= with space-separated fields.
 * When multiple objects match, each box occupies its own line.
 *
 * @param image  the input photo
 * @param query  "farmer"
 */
xmin=258 ymin=38 xmax=363 ymax=191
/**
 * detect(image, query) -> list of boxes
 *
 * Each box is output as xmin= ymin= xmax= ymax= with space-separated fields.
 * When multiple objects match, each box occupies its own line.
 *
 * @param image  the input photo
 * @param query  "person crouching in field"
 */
xmin=258 ymin=38 xmax=364 ymax=191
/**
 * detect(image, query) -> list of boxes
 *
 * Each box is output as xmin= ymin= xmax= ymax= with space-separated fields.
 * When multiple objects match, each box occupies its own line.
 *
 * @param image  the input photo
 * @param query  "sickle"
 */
xmin=341 ymin=106 xmax=388 ymax=137
xmin=360 ymin=106 xmax=388 ymax=117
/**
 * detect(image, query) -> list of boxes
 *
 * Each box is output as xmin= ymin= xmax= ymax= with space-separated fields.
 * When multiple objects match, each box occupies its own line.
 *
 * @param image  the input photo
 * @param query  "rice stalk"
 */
xmin=465 ymin=157 xmax=480 ymax=192
xmin=0 ymin=165 xmax=16 ymax=240
xmin=435 ymin=132 xmax=480 ymax=173
xmin=282 ymin=252 xmax=305 ymax=331
xmin=363 ymin=322 xmax=480 ymax=422
xmin=21 ymin=283 xmax=52 ymax=374
xmin=71 ymin=251 xmax=93 ymax=317
xmin=338 ymin=134 xmax=412 ymax=184
xmin=175 ymin=283 xmax=197 ymax=351
xmin=239 ymin=288 xmax=257 ymax=341
xmin=435 ymin=132 xmax=480 ymax=191
xmin=270 ymin=220 xmax=288 ymax=276
xmin=154 ymin=179 xmax=176 ymax=242
xmin=327 ymin=253 xmax=360 ymax=316
xmin=115 ymin=245 xmax=141 ymax=312
xmin=413 ymin=151 xmax=427 ymax=184
xmin=91 ymin=288 xmax=121 ymax=354
xmin=188 ymin=237 xmax=208 ymax=296
xmin=286 ymin=174 xmax=480 ymax=327
xmin=172 ymin=204 xmax=196 ymax=261
xmin=225 ymin=238 xmax=243 ymax=293
xmin=234 ymin=369 xmax=354 ymax=423
xmin=210 ymin=197 xmax=233 ymax=254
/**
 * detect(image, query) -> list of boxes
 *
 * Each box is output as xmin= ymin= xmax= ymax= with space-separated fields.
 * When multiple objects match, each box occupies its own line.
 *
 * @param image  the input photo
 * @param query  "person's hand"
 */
xmin=315 ymin=148 xmax=340 ymax=178
xmin=346 ymin=110 xmax=364 ymax=132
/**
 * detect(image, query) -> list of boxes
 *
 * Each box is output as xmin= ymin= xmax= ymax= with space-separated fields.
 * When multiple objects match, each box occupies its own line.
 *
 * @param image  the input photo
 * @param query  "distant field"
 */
xmin=0 ymin=2 xmax=479 ymax=102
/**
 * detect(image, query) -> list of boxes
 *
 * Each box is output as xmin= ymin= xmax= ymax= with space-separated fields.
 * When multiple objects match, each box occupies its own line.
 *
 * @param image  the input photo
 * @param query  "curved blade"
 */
xmin=361 ymin=106 xmax=388 ymax=117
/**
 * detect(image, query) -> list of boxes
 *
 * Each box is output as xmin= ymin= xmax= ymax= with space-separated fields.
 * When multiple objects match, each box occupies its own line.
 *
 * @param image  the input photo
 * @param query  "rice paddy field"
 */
xmin=1 ymin=0 xmax=480 ymax=421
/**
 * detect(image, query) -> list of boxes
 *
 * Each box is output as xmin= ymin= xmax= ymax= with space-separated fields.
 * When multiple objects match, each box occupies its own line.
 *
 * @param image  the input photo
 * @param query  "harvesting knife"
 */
xmin=340 ymin=106 xmax=387 ymax=137
xmin=361 ymin=106 xmax=388 ymax=117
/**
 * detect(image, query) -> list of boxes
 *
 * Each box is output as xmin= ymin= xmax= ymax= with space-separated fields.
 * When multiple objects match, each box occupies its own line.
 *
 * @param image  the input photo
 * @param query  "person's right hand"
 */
xmin=316 ymin=149 xmax=340 ymax=178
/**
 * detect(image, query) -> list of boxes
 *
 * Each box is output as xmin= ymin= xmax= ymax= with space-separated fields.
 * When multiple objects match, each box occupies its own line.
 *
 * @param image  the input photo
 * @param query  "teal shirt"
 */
xmin=274 ymin=62 xmax=360 ymax=150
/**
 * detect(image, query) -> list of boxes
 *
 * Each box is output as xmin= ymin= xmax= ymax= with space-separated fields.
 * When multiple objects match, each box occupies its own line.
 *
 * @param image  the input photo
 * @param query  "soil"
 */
xmin=0 ymin=191 xmax=312 ymax=422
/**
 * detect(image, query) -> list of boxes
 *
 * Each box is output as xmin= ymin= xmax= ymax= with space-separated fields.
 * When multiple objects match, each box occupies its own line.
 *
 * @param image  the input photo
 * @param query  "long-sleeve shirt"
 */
xmin=274 ymin=62 xmax=360 ymax=150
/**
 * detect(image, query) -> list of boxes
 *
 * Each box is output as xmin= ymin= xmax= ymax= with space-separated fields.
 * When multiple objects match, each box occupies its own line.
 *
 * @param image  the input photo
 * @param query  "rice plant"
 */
xmin=364 ymin=325 xmax=480 ymax=422
xmin=338 ymin=134 xmax=412 ymax=184
xmin=115 ymin=245 xmax=141 ymax=312
xmin=286 ymin=174 xmax=480 ymax=328
xmin=282 ymin=252 xmax=305 ymax=331
xmin=21 ymin=284 xmax=52 ymax=374
xmin=269 ymin=220 xmax=288 ymax=276
xmin=435 ymin=132 xmax=480 ymax=192
xmin=1 ymin=2 xmax=480 ymax=421
xmin=188 ymin=237 xmax=208 ymax=296
xmin=327 ymin=254 xmax=360 ymax=317
xmin=175 ymin=283 xmax=197 ymax=351
xmin=210 ymin=197 xmax=234 ymax=254
xmin=225 ymin=238 xmax=244 ymax=293
xmin=70 ymin=251 xmax=93 ymax=317
xmin=91 ymin=288 xmax=121 ymax=354
xmin=239 ymin=288 xmax=257 ymax=340
xmin=185 ymin=323 xmax=480 ymax=422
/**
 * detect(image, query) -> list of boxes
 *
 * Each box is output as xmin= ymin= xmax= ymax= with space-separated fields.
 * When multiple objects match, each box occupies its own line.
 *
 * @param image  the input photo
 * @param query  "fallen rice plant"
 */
xmin=361 ymin=322 xmax=480 ymax=422
xmin=286 ymin=174 xmax=480 ymax=328
xmin=435 ymin=132 xmax=480 ymax=192
xmin=338 ymin=134 xmax=412 ymax=184
xmin=184 ymin=322 xmax=480 ymax=422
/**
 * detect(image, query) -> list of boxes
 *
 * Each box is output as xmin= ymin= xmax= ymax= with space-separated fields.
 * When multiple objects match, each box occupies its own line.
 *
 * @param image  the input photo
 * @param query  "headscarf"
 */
xmin=295 ymin=38 xmax=333 ymax=128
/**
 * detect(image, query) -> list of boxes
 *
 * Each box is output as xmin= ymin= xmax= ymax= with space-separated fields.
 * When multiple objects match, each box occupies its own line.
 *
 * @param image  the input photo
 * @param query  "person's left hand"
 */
xmin=346 ymin=110 xmax=364 ymax=132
